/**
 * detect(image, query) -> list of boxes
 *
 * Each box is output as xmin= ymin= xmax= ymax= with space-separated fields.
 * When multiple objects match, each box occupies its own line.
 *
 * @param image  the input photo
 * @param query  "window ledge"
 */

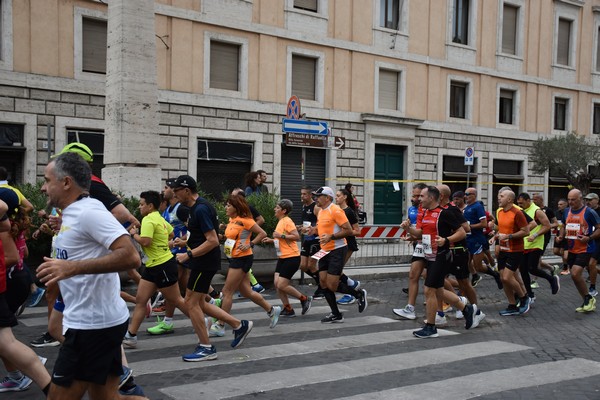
xmin=285 ymin=7 xmax=328 ymax=21
xmin=496 ymin=52 xmax=523 ymax=61
xmin=447 ymin=42 xmax=477 ymax=52
xmin=448 ymin=116 xmax=472 ymax=125
xmin=373 ymin=26 xmax=408 ymax=37
xmin=552 ymin=63 xmax=576 ymax=71
xmin=497 ymin=122 xmax=519 ymax=130
xmin=554 ymin=0 xmax=585 ymax=7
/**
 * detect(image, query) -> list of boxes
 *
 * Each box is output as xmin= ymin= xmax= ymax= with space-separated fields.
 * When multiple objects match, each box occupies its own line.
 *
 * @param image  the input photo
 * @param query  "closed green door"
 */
xmin=374 ymin=145 xmax=404 ymax=224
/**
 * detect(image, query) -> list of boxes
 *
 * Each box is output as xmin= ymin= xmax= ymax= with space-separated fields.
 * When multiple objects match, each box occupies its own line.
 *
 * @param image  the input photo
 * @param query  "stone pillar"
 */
xmin=102 ymin=0 xmax=161 ymax=197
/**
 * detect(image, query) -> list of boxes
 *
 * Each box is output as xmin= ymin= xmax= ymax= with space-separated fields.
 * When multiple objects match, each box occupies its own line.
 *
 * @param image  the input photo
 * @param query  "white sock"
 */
xmin=163 ymin=317 xmax=173 ymax=325
xmin=8 ymin=371 xmax=23 ymax=380
xmin=346 ymin=278 xmax=356 ymax=287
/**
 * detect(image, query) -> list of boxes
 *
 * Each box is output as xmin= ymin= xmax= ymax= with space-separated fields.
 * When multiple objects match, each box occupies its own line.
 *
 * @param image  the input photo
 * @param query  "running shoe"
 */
xmin=151 ymin=304 xmax=166 ymax=316
xmin=27 ymin=287 xmax=46 ymax=308
xmin=300 ymin=296 xmax=313 ymax=315
xmin=492 ymin=272 xmax=503 ymax=290
xmin=560 ymin=268 xmax=570 ymax=275
xmin=424 ymin=314 xmax=448 ymax=327
xmin=551 ymin=275 xmax=561 ymax=295
xmin=350 ymin=280 xmax=361 ymax=290
xmin=214 ymin=298 xmax=222 ymax=308
xmin=119 ymin=384 xmax=145 ymax=397
xmin=518 ymin=296 xmax=531 ymax=315
xmin=280 ymin=308 xmax=296 ymax=318
xmin=145 ymin=300 xmax=151 ymax=318
xmin=321 ymin=313 xmax=344 ymax=323
xmin=412 ymin=325 xmax=438 ymax=339
xmin=231 ymin=320 xmax=253 ymax=348
xmin=182 ymin=345 xmax=217 ymax=362
xmin=150 ymin=292 xmax=164 ymax=309
xmin=455 ymin=309 xmax=464 ymax=319
xmin=589 ymin=286 xmax=598 ymax=297
xmin=209 ymin=323 xmax=225 ymax=337
xmin=122 ymin=332 xmax=138 ymax=349
xmin=30 ymin=332 xmax=59 ymax=348
xmin=14 ymin=303 xmax=25 ymax=317
xmin=337 ymin=294 xmax=355 ymax=305
xmin=471 ymin=274 xmax=482 ymax=287
xmin=313 ymin=287 xmax=325 ymax=300
xmin=252 ymin=283 xmax=266 ymax=294
xmin=393 ymin=305 xmax=416 ymax=320
xmin=463 ymin=304 xmax=475 ymax=329
xmin=402 ymin=288 xmax=409 ymax=295
xmin=472 ymin=308 xmax=486 ymax=329
xmin=0 ymin=375 xmax=32 ymax=392
xmin=528 ymin=295 xmax=536 ymax=305
xmin=583 ymin=296 xmax=597 ymax=312
xmin=442 ymin=302 xmax=453 ymax=313
xmin=499 ymin=306 xmax=520 ymax=316
xmin=357 ymin=289 xmax=368 ymax=313
xmin=147 ymin=319 xmax=174 ymax=335
xmin=119 ymin=366 xmax=133 ymax=389
xmin=269 ymin=305 xmax=281 ymax=328
xmin=552 ymin=265 xmax=561 ymax=276
xmin=530 ymin=280 xmax=540 ymax=289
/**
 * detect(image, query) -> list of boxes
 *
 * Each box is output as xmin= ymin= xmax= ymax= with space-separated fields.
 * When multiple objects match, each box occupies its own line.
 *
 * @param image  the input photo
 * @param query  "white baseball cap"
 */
xmin=312 ymin=186 xmax=335 ymax=199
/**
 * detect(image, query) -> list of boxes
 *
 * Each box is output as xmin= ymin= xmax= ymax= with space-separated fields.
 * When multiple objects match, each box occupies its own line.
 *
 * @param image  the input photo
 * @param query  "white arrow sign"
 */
xmin=334 ymin=137 xmax=345 ymax=149
xmin=282 ymin=119 xmax=328 ymax=135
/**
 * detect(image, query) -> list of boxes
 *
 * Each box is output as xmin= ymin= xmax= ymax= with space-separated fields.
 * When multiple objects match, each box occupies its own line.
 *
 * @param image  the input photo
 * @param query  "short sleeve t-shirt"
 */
xmin=225 ymin=216 xmax=256 ymax=258
xmin=274 ymin=216 xmax=300 ymax=259
xmin=186 ymin=197 xmax=221 ymax=271
xmin=139 ymin=211 xmax=174 ymax=267
xmin=496 ymin=205 xmax=529 ymax=252
xmin=564 ymin=206 xmax=600 ymax=254
xmin=53 ymin=197 xmax=130 ymax=330
xmin=316 ymin=203 xmax=349 ymax=251
xmin=416 ymin=206 xmax=462 ymax=261
xmin=90 ymin=176 xmax=121 ymax=211
xmin=162 ymin=202 xmax=188 ymax=255
xmin=343 ymin=207 xmax=359 ymax=250
xmin=463 ymin=202 xmax=487 ymax=239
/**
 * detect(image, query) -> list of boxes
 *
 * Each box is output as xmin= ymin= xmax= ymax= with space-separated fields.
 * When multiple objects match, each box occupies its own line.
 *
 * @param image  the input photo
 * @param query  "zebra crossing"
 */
xmin=14 ymin=293 xmax=600 ymax=400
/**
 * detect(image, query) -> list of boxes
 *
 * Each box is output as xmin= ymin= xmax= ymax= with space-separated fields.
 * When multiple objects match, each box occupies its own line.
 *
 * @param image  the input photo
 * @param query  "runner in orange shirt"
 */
xmin=307 ymin=187 xmax=367 ymax=323
xmin=262 ymin=199 xmax=312 ymax=317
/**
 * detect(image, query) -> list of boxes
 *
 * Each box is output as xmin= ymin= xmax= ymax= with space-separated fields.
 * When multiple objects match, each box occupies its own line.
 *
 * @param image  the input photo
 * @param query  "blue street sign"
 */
xmin=282 ymin=118 xmax=328 ymax=135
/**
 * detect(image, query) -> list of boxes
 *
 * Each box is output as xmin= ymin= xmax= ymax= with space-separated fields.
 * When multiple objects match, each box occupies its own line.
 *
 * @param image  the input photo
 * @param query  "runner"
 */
xmin=336 ymin=188 xmax=363 ymax=305
xmin=261 ymin=199 xmax=312 ymax=317
xmin=532 ymin=193 xmax=559 ymax=276
xmin=297 ymin=186 xmax=324 ymax=299
xmin=554 ymin=198 xmax=570 ymax=275
xmin=558 ymin=189 xmax=600 ymax=312
xmin=36 ymin=152 xmax=140 ymax=399
xmin=583 ymin=192 xmax=600 ymax=296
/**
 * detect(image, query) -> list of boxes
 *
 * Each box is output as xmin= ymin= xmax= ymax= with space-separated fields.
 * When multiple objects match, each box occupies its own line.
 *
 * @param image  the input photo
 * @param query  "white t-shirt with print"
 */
xmin=54 ymin=197 xmax=130 ymax=330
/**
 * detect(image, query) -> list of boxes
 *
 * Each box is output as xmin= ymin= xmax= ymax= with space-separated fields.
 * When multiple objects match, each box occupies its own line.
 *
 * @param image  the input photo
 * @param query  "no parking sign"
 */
xmin=464 ymin=147 xmax=474 ymax=166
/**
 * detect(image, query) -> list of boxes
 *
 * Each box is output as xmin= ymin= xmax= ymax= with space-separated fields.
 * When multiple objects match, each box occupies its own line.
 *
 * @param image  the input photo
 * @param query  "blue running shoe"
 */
xmin=337 ymin=294 xmax=356 ymax=305
xmin=27 ymin=287 xmax=46 ymax=308
xmin=182 ymin=345 xmax=217 ymax=362
xmin=119 ymin=366 xmax=133 ymax=389
xmin=231 ymin=320 xmax=253 ymax=348
xmin=119 ymin=384 xmax=145 ymax=397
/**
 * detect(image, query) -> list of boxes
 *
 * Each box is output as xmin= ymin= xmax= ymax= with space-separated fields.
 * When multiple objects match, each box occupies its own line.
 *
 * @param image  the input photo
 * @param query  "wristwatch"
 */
xmin=187 ymin=250 xmax=193 ymax=259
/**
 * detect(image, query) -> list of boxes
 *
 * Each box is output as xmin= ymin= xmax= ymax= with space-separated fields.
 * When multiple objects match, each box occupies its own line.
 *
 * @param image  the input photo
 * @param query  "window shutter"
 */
xmin=594 ymin=104 xmax=600 ymax=134
xmin=294 ymin=0 xmax=318 ymax=12
xmin=557 ymin=18 xmax=571 ymax=66
xmin=596 ymin=27 xmax=600 ymax=72
xmin=210 ymin=41 xmax=240 ymax=91
xmin=292 ymin=55 xmax=316 ymax=101
xmin=82 ymin=18 xmax=107 ymax=74
xmin=450 ymin=82 xmax=467 ymax=119
xmin=379 ymin=69 xmax=399 ymax=110
xmin=554 ymin=98 xmax=567 ymax=130
xmin=502 ymin=5 xmax=517 ymax=55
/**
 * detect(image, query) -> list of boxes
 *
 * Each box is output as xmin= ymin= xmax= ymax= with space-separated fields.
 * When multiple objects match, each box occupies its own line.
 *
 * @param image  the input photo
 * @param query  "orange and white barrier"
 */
xmin=359 ymin=226 xmax=405 ymax=239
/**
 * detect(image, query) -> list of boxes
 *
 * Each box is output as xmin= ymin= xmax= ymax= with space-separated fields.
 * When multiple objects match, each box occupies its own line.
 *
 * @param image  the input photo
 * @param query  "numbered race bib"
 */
xmin=224 ymin=238 xmax=236 ymax=258
xmin=565 ymin=223 xmax=581 ymax=240
xmin=499 ymin=239 xmax=510 ymax=252
xmin=422 ymin=234 xmax=433 ymax=254
xmin=274 ymin=239 xmax=281 ymax=257
xmin=311 ymin=249 xmax=330 ymax=260
xmin=412 ymin=243 xmax=425 ymax=258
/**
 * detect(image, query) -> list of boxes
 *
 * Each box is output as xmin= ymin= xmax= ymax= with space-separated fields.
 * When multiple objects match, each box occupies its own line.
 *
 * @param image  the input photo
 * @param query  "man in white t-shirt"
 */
xmin=36 ymin=152 xmax=141 ymax=400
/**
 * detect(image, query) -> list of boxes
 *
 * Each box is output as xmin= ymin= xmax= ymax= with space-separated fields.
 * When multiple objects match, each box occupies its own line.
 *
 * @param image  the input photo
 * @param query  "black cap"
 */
xmin=452 ymin=191 xmax=465 ymax=198
xmin=173 ymin=175 xmax=197 ymax=190
xmin=0 ymin=188 xmax=19 ymax=218
xmin=165 ymin=178 xmax=176 ymax=188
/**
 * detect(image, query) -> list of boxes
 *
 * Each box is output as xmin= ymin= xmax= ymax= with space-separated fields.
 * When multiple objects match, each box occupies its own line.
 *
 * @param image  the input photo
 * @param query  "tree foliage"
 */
xmin=529 ymin=132 xmax=600 ymax=194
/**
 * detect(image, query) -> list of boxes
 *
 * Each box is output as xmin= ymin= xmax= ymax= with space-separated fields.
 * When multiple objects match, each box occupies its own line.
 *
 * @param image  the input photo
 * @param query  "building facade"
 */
xmin=0 ymin=0 xmax=599 ymax=223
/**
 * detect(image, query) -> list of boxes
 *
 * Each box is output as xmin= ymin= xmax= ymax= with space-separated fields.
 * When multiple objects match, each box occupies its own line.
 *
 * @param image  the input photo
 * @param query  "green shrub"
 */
xmin=17 ymin=181 xmax=52 ymax=265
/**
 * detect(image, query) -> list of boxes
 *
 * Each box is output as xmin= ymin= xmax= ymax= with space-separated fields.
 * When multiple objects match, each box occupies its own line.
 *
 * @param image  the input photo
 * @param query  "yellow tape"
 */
xmin=326 ymin=178 xmax=575 ymax=189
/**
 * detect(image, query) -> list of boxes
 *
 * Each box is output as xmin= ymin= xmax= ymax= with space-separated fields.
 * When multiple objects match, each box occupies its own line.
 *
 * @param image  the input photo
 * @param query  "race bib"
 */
xmin=412 ymin=243 xmax=425 ymax=258
xmin=565 ymin=223 xmax=581 ymax=240
xmin=422 ymin=234 xmax=433 ymax=254
xmin=224 ymin=238 xmax=236 ymax=258
xmin=499 ymin=239 xmax=510 ymax=252
xmin=274 ymin=239 xmax=281 ymax=257
xmin=311 ymin=249 xmax=330 ymax=260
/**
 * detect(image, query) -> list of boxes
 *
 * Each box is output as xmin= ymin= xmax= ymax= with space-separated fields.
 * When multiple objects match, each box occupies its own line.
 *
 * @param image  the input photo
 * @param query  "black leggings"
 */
xmin=520 ymin=249 xmax=553 ymax=296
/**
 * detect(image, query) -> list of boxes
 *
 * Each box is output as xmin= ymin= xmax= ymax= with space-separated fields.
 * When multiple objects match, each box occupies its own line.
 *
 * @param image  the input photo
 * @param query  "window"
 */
xmin=450 ymin=81 xmax=468 ymax=119
xmin=554 ymin=98 xmax=568 ymax=130
xmin=0 ymin=123 xmax=23 ymax=148
xmin=294 ymin=0 xmax=317 ymax=12
xmin=378 ymin=69 xmax=400 ymax=110
xmin=443 ymin=155 xmax=477 ymax=195
xmin=82 ymin=17 xmax=107 ymax=74
xmin=197 ymin=140 xmax=253 ymax=199
xmin=380 ymin=0 xmax=400 ymax=30
xmin=499 ymin=89 xmax=515 ymax=125
xmin=452 ymin=0 xmax=470 ymax=44
xmin=210 ymin=41 xmax=240 ymax=91
xmin=67 ymin=130 xmax=104 ymax=177
xmin=556 ymin=18 xmax=571 ymax=66
xmin=596 ymin=26 xmax=600 ymax=72
xmin=502 ymin=4 xmax=518 ymax=55
xmin=492 ymin=159 xmax=523 ymax=212
xmin=292 ymin=55 xmax=316 ymax=101
xmin=0 ymin=123 xmax=24 ymax=185
xmin=593 ymin=103 xmax=600 ymax=135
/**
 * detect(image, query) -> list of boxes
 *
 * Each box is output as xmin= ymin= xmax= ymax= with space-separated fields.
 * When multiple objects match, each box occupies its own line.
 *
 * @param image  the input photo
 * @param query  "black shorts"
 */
xmin=567 ymin=252 xmax=591 ymax=268
xmin=0 ymin=292 xmax=17 ymax=328
xmin=424 ymin=251 xmax=452 ymax=289
xmin=523 ymin=249 xmax=543 ymax=271
xmin=301 ymin=239 xmax=321 ymax=257
xmin=497 ymin=251 xmax=523 ymax=272
xmin=187 ymin=269 xmax=217 ymax=294
xmin=554 ymin=237 xmax=568 ymax=250
xmin=276 ymin=256 xmax=301 ymax=280
xmin=318 ymin=247 xmax=347 ymax=276
xmin=448 ymin=249 xmax=469 ymax=280
xmin=141 ymin=256 xmax=178 ymax=289
xmin=6 ymin=266 xmax=32 ymax=313
xmin=229 ymin=255 xmax=253 ymax=273
xmin=346 ymin=237 xmax=359 ymax=252
xmin=52 ymin=320 xmax=127 ymax=387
